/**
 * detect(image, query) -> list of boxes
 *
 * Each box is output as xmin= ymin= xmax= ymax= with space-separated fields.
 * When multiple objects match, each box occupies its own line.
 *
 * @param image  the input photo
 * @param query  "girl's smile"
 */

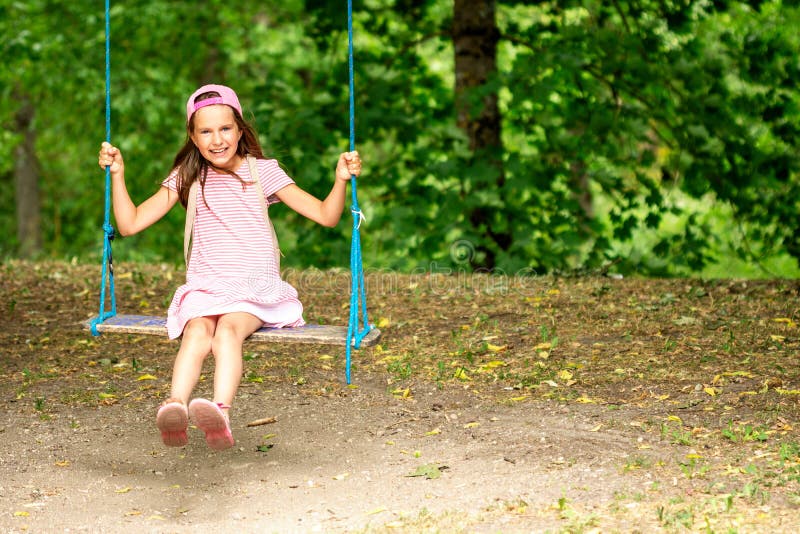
xmin=191 ymin=105 xmax=243 ymax=171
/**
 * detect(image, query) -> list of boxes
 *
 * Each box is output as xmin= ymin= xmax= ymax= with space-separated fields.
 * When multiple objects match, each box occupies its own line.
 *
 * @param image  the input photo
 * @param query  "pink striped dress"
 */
xmin=162 ymin=158 xmax=305 ymax=339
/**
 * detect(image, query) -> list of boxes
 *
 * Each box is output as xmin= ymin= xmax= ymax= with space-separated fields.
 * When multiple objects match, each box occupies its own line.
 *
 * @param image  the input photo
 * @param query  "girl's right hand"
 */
xmin=98 ymin=142 xmax=124 ymax=175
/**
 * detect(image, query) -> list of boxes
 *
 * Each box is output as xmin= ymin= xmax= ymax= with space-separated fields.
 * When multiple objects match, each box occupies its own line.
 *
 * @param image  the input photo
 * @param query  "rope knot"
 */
xmin=103 ymin=223 xmax=115 ymax=241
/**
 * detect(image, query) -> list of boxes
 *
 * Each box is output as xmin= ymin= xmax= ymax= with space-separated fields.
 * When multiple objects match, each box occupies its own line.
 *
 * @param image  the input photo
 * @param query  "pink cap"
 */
xmin=186 ymin=84 xmax=242 ymax=123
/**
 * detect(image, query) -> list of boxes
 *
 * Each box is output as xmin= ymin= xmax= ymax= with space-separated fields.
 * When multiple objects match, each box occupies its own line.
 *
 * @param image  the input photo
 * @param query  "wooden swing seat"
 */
xmin=84 ymin=314 xmax=381 ymax=346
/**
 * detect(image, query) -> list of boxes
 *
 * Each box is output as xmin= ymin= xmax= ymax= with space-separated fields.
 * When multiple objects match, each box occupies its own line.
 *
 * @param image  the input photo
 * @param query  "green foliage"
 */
xmin=1 ymin=0 xmax=798 ymax=276
xmin=496 ymin=0 xmax=799 ymax=275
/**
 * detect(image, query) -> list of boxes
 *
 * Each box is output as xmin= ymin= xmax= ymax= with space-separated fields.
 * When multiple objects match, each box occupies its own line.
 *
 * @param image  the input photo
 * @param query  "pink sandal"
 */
xmin=156 ymin=400 xmax=189 ymax=447
xmin=189 ymin=398 xmax=234 ymax=451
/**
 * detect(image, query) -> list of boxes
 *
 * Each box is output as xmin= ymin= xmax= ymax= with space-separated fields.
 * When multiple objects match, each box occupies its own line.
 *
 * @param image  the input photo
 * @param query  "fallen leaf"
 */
xmin=377 ymin=317 xmax=391 ymax=328
xmin=115 ymin=487 xmax=132 ymax=494
xmin=486 ymin=343 xmax=507 ymax=353
xmin=333 ymin=473 xmax=349 ymax=481
xmin=558 ymin=370 xmax=573 ymax=381
xmin=55 ymin=460 xmax=70 ymax=467
xmin=406 ymin=463 xmax=448 ymax=479
xmin=722 ymin=371 xmax=753 ymax=378
xmin=453 ymin=368 xmax=470 ymax=381
xmin=136 ymin=374 xmax=157 ymax=381
xmin=479 ymin=360 xmax=506 ymax=372
xmin=14 ymin=511 xmax=30 ymax=517
xmin=772 ymin=317 xmax=797 ymax=328
xmin=392 ymin=387 xmax=412 ymax=398
xmin=463 ymin=422 xmax=480 ymax=429
xmin=425 ymin=428 xmax=441 ymax=436
xmin=772 ymin=419 xmax=793 ymax=431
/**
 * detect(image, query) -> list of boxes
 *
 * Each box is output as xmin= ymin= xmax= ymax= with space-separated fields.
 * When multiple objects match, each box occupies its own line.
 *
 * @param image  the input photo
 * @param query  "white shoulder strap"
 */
xmin=184 ymin=180 xmax=198 ymax=266
xmin=247 ymin=155 xmax=282 ymax=270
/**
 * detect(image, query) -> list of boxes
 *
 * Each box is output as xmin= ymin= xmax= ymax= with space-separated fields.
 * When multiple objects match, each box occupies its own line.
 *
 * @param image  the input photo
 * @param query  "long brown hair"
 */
xmin=172 ymin=91 xmax=266 ymax=208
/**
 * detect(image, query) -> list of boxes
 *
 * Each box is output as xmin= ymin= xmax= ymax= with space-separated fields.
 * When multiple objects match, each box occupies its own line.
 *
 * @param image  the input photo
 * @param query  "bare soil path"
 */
xmin=1 ymin=261 xmax=798 ymax=532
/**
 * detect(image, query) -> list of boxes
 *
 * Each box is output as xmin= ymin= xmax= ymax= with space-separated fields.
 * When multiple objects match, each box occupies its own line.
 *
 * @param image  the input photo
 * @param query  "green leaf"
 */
xmin=406 ymin=463 xmax=448 ymax=480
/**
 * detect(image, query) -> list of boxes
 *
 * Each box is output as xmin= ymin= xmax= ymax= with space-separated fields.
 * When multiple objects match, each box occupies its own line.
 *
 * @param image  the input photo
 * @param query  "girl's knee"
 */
xmin=214 ymin=314 xmax=260 ymax=340
xmin=210 ymin=322 xmax=244 ymax=350
xmin=209 ymin=314 xmax=261 ymax=355
xmin=183 ymin=318 xmax=215 ymax=342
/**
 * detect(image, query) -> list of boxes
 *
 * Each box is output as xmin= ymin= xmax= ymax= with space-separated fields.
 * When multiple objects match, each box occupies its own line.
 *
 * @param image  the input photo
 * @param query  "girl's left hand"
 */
xmin=336 ymin=151 xmax=362 ymax=181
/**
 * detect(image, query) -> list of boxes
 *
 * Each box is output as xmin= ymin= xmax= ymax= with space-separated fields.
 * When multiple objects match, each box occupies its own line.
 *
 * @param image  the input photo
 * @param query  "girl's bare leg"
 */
xmin=210 ymin=312 xmax=263 ymax=411
xmin=170 ymin=316 xmax=217 ymax=405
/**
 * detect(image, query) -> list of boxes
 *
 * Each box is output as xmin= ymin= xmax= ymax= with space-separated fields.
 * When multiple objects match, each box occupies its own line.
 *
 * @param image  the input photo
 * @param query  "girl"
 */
xmin=98 ymin=84 xmax=362 ymax=451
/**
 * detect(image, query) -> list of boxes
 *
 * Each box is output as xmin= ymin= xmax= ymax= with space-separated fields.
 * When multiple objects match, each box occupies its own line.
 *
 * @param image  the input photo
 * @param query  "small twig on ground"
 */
xmin=246 ymin=417 xmax=277 ymax=427
xmin=385 ymin=418 xmax=420 ymax=429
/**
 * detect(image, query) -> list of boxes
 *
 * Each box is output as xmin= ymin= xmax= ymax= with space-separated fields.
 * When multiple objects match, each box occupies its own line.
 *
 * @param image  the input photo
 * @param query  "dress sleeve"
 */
xmin=161 ymin=168 xmax=179 ymax=192
xmin=258 ymin=159 xmax=295 ymax=205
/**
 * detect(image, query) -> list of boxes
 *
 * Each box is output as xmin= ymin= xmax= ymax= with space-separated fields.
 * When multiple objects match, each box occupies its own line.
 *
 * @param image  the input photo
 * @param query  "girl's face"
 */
xmin=190 ymin=105 xmax=243 ymax=171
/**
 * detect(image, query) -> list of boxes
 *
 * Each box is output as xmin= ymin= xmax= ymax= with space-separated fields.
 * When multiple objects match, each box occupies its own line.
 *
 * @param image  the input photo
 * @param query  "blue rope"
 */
xmin=345 ymin=0 xmax=373 ymax=384
xmin=90 ymin=0 xmax=116 ymax=335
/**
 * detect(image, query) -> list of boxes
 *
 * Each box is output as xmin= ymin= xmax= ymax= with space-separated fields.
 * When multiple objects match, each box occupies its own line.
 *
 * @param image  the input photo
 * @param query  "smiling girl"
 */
xmin=98 ymin=84 xmax=362 ymax=450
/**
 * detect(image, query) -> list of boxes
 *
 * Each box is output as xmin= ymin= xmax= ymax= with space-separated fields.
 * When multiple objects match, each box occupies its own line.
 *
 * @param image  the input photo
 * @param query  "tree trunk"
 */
xmin=570 ymin=158 xmax=594 ymax=222
xmin=14 ymin=93 xmax=42 ymax=258
xmin=453 ymin=0 xmax=509 ymax=269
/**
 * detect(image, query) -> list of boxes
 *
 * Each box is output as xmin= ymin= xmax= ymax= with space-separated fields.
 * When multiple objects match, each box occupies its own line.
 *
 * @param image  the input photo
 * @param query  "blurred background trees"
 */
xmin=1 ymin=0 xmax=798 ymax=277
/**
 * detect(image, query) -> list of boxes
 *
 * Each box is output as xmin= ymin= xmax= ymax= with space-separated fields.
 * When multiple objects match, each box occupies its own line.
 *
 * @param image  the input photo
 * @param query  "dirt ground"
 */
xmin=1 ymin=261 xmax=799 ymax=533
